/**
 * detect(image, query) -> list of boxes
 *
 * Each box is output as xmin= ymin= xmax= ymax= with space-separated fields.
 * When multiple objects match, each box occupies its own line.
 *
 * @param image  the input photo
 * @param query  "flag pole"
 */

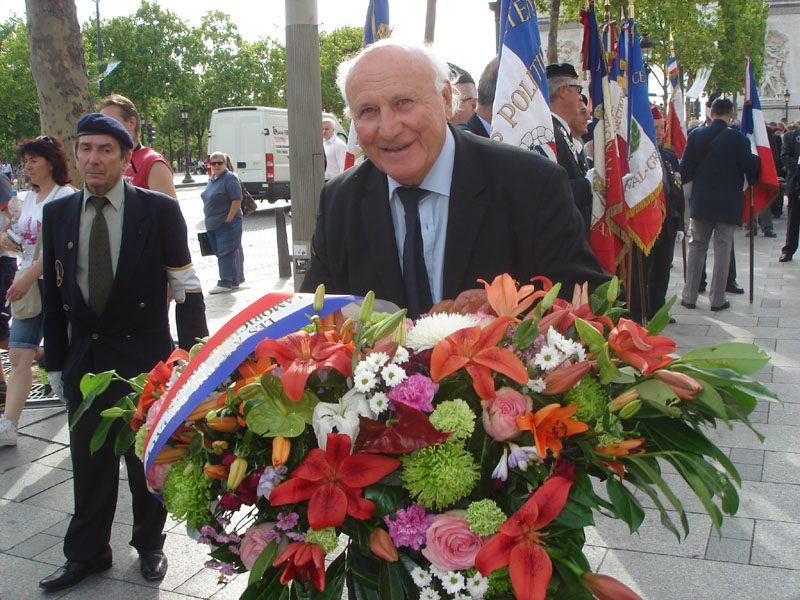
xmin=749 ymin=186 xmax=755 ymax=304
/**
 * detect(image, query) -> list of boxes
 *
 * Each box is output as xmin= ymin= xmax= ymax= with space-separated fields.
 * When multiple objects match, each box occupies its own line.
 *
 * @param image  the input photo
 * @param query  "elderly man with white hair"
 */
xmin=300 ymin=40 xmax=608 ymax=318
xmin=322 ymin=116 xmax=346 ymax=179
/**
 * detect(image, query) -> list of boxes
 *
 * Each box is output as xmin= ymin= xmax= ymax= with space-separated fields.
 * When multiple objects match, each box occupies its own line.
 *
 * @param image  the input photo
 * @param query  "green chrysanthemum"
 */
xmin=429 ymin=399 xmax=475 ymax=439
xmin=401 ymin=439 xmax=480 ymax=510
xmin=487 ymin=566 xmax=513 ymax=596
xmin=134 ymin=425 xmax=148 ymax=460
xmin=162 ymin=458 xmax=213 ymax=529
xmin=466 ymin=499 xmax=507 ymax=536
xmin=565 ymin=376 xmax=609 ymax=423
xmin=305 ymin=527 xmax=339 ymax=554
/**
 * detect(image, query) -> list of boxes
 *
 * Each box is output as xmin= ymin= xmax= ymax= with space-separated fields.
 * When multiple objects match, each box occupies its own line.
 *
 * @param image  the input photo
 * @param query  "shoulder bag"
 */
xmin=11 ymin=235 xmax=42 ymax=320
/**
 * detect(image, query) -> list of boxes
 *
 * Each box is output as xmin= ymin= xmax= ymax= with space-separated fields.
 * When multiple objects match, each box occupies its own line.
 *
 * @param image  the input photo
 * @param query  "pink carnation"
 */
xmin=240 ymin=524 xmax=277 ymax=570
xmin=384 ymin=503 xmax=433 ymax=550
xmin=421 ymin=510 xmax=486 ymax=571
xmin=146 ymin=462 xmax=173 ymax=491
xmin=387 ymin=373 xmax=438 ymax=412
xmin=145 ymin=392 xmax=170 ymax=431
xmin=481 ymin=386 xmax=533 ymax=442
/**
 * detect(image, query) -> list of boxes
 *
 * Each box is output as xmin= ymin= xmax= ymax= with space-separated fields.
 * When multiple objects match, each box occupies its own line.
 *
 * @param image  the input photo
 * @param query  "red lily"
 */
xmin=273 ymin=541 xmax=326 ymax=592
xmin=255 ymin=331 xmax=354 ymax=401
xmin=478 ymin=273 xmax=538 ymax=319
xmin=516 ymin=403 xmax=589 ymax=460
xmin=131 ymin=354 xmax=182 ymax=431
xmin=582 ymin=573 xmax=643 ymax=600
xmin=475 ymin=462 xmax=577 ymax=600
xmin=608 ymin=319 xmax=676 ymax=375
xmin=430 ymin=316 xmax=528 ymax=400
xmin=269 ymin=433 xmax=400 ymax=530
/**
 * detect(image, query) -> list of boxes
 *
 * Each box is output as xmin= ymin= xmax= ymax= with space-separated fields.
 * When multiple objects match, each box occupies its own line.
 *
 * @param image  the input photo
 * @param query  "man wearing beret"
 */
xmin=38 ymin=114 xmax=207 ymax=590
xmin=547 ymin=63 xmax=592 ymax=239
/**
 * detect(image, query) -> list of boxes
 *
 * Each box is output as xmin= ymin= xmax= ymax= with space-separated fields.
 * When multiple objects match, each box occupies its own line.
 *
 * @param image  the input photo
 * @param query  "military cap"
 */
xmin=545 ymin=62 xmax=579 ymax=79
xmin=76 ymin=113 xmax=133 ymax=150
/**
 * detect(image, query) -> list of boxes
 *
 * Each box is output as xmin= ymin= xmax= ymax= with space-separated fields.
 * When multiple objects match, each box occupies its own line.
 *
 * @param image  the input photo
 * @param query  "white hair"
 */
xmin=336 ymin=39 xmax=459 ymax=116
xmin=209 ymin=151 xmax=226 ymax=161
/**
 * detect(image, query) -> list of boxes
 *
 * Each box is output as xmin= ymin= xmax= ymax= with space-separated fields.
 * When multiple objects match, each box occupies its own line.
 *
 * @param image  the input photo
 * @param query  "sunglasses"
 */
xmin=567 ymin=84 xmax=583 ymax=93
xmin=36 ymin=135 xmax=54 ymax=144
xmin=210 ymin=161 xmax=224 ymax=166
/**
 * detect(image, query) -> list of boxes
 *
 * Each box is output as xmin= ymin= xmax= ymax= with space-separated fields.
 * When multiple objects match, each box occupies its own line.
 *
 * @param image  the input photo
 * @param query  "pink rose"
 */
xmin=421 ymin=510 xmax=485 ymax=571
xmin=481 ymin=387 xmax=533 ymax=441
xmin=240 ymin=524 xmax=276 ymax=570
xmin=146 ymin=462 xmax=172 ymax=491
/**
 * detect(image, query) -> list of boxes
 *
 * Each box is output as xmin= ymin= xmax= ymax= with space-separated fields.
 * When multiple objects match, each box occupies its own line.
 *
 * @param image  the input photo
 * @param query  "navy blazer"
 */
xmin=42 ymin=183 xmax=205 ymax=395
xmin=680 ymin=119 xmax=761 ymax=224
xmin=457 ymin=112 xmax=490 ymax=138
xmin=300 ymin=125 xmax=609 ymax=306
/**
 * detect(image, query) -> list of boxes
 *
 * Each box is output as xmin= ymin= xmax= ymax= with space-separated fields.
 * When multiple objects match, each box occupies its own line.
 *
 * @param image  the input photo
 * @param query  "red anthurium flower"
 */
xmin=255 ymin=331 xmax=354 ymax=401
xmin=475 ymin=462 xmax=577 ymax=600
xmin=608 ymin=319 xmax=676 ymax=375
xmin=273 ymin=541 xmax=326 ymax=592
xmin=353 ymin=402 xmax=451 ymax=454
xmin=478 ymin=274 xmax=538 ymax=320
xmin=516 ymin=403 xmax=589 ymax=460
xmin=269 ymin=433 xmax=400 ymax=530
xmin=430 ymin=316 xmax=528 ymax=400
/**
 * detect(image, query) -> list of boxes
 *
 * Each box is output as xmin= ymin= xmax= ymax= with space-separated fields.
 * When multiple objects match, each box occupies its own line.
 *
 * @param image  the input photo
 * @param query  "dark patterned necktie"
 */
xmin=397 ymin=186 xmax=433 ymax=319
xmin=88 ymin=196 xmax=113 ymax=316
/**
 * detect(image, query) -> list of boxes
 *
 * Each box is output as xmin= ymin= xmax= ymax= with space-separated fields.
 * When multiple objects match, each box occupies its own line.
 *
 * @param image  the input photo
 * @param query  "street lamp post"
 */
xmin=784 ymin=89 xmax=791 ymax=122
xmin=94 ymin=0 xmax=104 ymax=97
xmin=180 ymin=105 xmax=194 ymax=184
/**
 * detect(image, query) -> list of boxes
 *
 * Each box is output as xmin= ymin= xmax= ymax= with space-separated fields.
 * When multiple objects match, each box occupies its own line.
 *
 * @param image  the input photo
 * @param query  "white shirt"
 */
xmin=18 ymin=184 xmax=74 ymax=272
xmin=323 ymin=135 xmax=347 ymax=179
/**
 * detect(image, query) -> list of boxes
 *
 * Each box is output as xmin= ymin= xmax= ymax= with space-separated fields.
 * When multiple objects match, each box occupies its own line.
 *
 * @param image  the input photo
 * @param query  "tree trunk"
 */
xmin=424 ymin=0 xmax=437 ymax=44
xmin=547 ymin=0 xmax=562 ymax=65
xmin=25 ymin=0 xmax=94 ymax=187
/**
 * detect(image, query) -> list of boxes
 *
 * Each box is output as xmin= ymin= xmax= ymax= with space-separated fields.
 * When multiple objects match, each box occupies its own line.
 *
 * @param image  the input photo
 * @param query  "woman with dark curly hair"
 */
xmin=0 ymin=135 xmax=74 ymax=446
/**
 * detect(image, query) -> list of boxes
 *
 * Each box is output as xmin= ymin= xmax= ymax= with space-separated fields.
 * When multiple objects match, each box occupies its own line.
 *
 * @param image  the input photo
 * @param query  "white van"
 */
xmin=207 ymin=106 xmax=346 ymax=203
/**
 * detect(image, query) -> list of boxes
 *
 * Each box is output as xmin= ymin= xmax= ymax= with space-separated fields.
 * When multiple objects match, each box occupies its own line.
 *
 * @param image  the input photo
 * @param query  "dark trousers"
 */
xmin=782 ymin=192 xmax=800 ymax=258
xmin=207 ymin=218 xmax=243 ymax=288
xmin=64 ymin=381 xmax=166 ymax=562
xmin=628 ymin=218 xmax=679 ymax=321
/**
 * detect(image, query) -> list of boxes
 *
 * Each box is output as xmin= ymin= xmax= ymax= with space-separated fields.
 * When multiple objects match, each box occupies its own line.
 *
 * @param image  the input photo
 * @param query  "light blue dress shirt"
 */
xmin=387 ymin=127 xmax=455 ymax=304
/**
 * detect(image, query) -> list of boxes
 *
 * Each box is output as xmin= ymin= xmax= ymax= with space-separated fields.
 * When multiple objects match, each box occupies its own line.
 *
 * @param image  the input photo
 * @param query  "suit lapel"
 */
xmin=61 ymin=192 xmax=84 ymax=309
xmin=442 ymin=127 xmax=489 ymax=298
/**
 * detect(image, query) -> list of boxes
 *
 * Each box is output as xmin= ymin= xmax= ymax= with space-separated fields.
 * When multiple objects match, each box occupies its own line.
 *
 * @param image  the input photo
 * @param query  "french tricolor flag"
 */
xmin=664 ymin=56 xmax=687 ymax=158
xmin=740 ymin=56 xmax=779 ymax=223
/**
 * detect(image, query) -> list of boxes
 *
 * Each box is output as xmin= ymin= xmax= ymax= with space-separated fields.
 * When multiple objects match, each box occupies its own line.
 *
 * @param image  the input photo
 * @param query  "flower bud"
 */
xmin=227 ymin=456 xmax=248 ymax=491
xmin=272 ymin=436 xmax=291 ymax=467
xmin=542 ymin=361 xmax=591 ymax=395
xmin=100 ymin=406 xmax=126 ymax=419
xmin=313 ymin=284 xmax=326 ymax=314
xmin=369 ymin=527 xmax=398 ymax=562
xmin=618 ymin=398 xmax=642 ymax=419
xmin=359 ymin=291 xmax=375 ymax=325
xmin=203 ymin=463 xmax=230 ymax=480
xmin=582 ymin=573 xmax=643 ymax=600
xmin=608 ymin=389 xmax=640 ymax=412
xmin=653 ymin=370 xmax=702 ymax=401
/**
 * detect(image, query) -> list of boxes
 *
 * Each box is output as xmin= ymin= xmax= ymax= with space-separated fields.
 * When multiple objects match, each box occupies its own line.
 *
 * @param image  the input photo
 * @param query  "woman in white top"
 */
xmin=0 ymin=135 xmax=74 ymax=446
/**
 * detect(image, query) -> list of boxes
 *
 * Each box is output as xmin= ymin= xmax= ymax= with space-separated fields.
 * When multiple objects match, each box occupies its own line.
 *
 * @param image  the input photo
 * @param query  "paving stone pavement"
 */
xmin=1 ymin=182 xmax=798 ymax=599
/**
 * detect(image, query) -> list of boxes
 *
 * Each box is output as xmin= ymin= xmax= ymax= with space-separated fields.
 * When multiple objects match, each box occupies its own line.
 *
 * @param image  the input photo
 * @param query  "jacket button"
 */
xmin=63 ymin=304 xmax=70 ymax=311
xmin=91 ymin=333 xmax=99 ymax=340
xmin=125 ymin=334 xmax=132 ymax=340
xmin=139 ymin=302 xmax=146 ymax=308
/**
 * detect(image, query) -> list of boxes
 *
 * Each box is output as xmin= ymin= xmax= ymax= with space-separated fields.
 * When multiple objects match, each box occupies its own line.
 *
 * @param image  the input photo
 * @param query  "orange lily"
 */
xmin=608 ymin=319 xmax=676 ymax=375
xmin=516 ymin=403 xmax=589 ymax=459
xmin=541 ymin=361 xmax=592 ymax=395
xmin=233 ymin=356 xmax=275 ymax=393
xmin=582 ymin=573 xmax=643 ymax=600
xmin=255 ymin=331 xmax=354 ymax=401
xmin=594 ymin=438 xmax=646 ymax=480
xmin=475 ymin=462 xmax=576 ymax=600
xmin=430 ymin=316 xmax=528 ymax=400
xmin=478 ymin=274 xmax=538 ymax=319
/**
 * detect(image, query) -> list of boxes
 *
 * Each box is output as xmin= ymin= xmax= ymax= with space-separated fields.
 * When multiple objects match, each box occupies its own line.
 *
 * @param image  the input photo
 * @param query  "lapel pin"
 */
xmin=67 ymin=241 xmax=74 ymax=249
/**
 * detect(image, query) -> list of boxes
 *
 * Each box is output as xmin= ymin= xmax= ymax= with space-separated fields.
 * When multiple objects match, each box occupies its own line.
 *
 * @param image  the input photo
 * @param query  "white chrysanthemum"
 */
xmin=366 ymin=352 xmax=390 ymax=369
xmin=411 ymin=566 xmax=432 ymax=588
xmin=406 ymin=313 xmax=480 ymax=352
xmin=392 ymin=346 xmax=410 ymax=364
xmin=441 ymin=572 xmax=465 ymax=594
xmin=429 ymin=565 xmax=447 ymax=581
xmin=420 ymin=588 xmax=440 ymax=600
xmin=546 ymin=327 xmax=567 ymax=348
xmin=575 ymin=345 xmax=587 ymax=362
xmin=353 ymin=370 xmax=377 ymax=393
xmin=369 ymin=392 xmax=389 ymax=415
xmin=534 ymin=345 xmax=563 ymax=371
xmin=526 ymin=377 xmax=547 ymax=393
xmin=381 ymin=363 xmax=407 ymax=387
xmin=467 ymin=573 xmax=489 ymax=599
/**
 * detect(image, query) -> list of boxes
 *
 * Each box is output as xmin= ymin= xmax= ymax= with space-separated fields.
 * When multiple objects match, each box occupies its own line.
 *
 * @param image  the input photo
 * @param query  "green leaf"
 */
xmin=363 ymin=485 xmax=408 ymax=520
xmin=89 ymin=417 xmax=116 ymax=454
xmin=625 ymin=456 xmax=689 ymax=537
xmin=632 ymin=379 xmax=682 ymax=417
xmin=378 ymin=560 xmax=404 ymax=600
xmin=606 ymin=477 xmax=645 ymax=534
xmin=71 ymin=371 xmax=115 ymax=430
xmin=114 ymin=425 xmax=136 ymax=456
xmin=246 ymin=374 xmax=319 ymax=437
xmin=248 ymin=541 xmax=279 ymax=585
xmin=679 ymin=343 xmax=771 ymax=375
xmin=692 ymin=377 xmax=728 ymax=420
xmin=597 ymin=346 xmax=621 ymax=385
xmin=611 ymin=366 xmax=638 ymax=384
xmin=574 ymin=318 xmax=606 ymax=354
xmin=647 ymin=296 xmax=677 ymax=335
xmin=513 ymin=318 xmax=540 ymax=351
xmin=315 ymin=552 xmax=347 ymax=600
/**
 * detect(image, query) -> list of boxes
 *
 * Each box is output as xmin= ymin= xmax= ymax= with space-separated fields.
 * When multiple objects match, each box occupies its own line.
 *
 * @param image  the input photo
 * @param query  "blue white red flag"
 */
xmin=621 ymin=20 xmax=664 ymax=254
xmin=581 ymin=8 xmax=628 ymax=273
xmin=605 ymin=20 xmax=629 ymax=172
xmin=490 ymin=0 xmax=556 ymax=161
xmin=741 ymin=56 xmax=779 ymax=222
xmin=664 ymin=56 xmax=687 ymax=158
xmin=344 ymin=0 xmax=390 ymax=170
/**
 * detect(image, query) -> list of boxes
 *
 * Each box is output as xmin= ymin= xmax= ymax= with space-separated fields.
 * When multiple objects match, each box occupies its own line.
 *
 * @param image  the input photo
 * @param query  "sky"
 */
xmin=5 ymin=0 xmax=499 ymax=89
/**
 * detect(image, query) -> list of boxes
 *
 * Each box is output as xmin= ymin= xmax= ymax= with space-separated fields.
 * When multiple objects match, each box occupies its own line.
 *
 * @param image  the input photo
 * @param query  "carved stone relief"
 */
xmin=760 ymin=29 xmax=789 ymax=98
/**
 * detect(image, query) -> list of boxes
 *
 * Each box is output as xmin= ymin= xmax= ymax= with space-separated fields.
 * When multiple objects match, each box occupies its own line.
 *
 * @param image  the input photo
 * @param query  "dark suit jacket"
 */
xmin=781 ymin=128 xmax=800 ymax=192
xmin=300 ymin=125 xmax=609 ymax=307
xmin=680 ymin=119 xmax=761 ymax=224
xmin=42 ymin=183 xmax=207 ymax=397
xmin=552 ymin=117 xmax=592 ymax=236
xmin=457 ymin=112 xmax=490 ymax=138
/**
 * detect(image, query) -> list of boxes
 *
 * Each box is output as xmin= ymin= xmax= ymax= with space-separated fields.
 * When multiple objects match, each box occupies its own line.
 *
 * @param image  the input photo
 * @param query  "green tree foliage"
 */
xmin=711 ymin=0 xmax=768 ymax=95
xmin=319 ymin=26 xmax=364 ymax=117
xmin=0 ymin=16 xmax=39 ymax=159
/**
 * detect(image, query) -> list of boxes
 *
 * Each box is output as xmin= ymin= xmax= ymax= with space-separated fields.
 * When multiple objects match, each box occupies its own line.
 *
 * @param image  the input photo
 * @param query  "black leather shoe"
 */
xmin=726 ymin=282 xmax=745 ymax=294
xmin=680 ymin=300 xmax=696 ymax=309
xmin=711 ymin=300 xmax=731 ymax=312
xmin=763 ymin=229 xmax=777 ymax=238
xmin=779 ymin=253 xmax=793 ymax=263
xmin=140 ymin=550 xmax=168 ymax=580
xmin=39 ymin=558 xmax=112 ymax=591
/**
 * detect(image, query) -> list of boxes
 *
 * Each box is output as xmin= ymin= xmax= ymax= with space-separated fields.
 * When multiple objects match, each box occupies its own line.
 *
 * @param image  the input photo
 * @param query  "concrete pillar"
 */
xmin=285 ymin=0 xmax=325 ymax=290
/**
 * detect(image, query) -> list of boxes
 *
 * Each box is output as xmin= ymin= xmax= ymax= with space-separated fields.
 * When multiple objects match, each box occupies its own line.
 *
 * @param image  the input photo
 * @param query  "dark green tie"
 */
xmin=88 ymin=196 xmax=113 ymax=316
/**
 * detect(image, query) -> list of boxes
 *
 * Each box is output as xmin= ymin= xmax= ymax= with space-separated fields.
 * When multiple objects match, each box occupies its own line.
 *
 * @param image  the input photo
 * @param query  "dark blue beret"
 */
xmin=76 ymin=113 xmax=133 ymax=150
xmin=546 ymin=62 xmax=579 ymax=79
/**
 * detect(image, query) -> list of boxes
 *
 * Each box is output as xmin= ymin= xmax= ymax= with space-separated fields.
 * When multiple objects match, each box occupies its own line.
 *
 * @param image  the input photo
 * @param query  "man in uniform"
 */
xmin=38 ymin=114 xmax=208 ymax=591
